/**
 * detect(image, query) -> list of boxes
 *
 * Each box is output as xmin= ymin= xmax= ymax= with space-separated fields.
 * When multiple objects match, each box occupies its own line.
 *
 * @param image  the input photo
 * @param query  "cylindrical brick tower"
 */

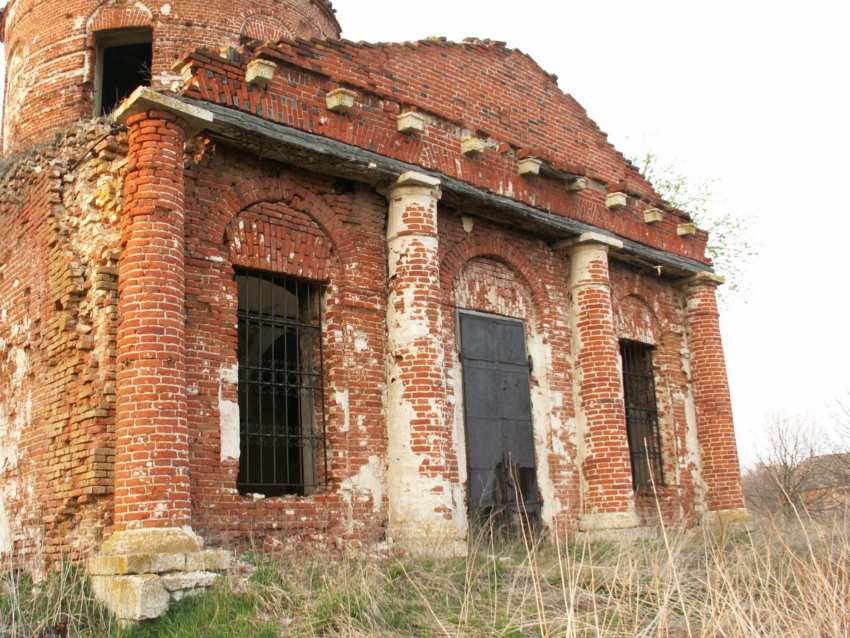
xmin=0 ymin=0 xmax=340 ymax=154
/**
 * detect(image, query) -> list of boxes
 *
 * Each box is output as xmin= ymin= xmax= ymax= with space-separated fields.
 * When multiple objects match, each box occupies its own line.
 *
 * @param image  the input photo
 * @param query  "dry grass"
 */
xmin=1 ymin=513 xmax=848 ymax=637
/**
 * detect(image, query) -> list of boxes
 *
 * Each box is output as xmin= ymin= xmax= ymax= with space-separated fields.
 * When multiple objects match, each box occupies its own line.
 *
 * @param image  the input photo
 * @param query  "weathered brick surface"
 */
xmin=0 ymin=0 xmax=340 ymax=153
xmin=0 ymin=0 xmax=747 ymax=569
xmin=610 ymin=264 xmax=705 ymax=525
xmin=180 ymin=40 xmax=710 ymax=264
xmin=115 ymin=111 xmax=190 ymax=530
xmin=0 ymin=121 xmax=124 ymax=566
xmin=683 ymin=279 xmax=745 ymax=513
xmin=182 ymin=145 xmax=388 ymax=551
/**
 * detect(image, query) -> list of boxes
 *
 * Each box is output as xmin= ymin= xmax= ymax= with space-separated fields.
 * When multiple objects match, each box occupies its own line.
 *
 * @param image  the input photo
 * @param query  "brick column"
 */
xmin=115 ymin=110 xmax=190 ymax=531
xmin=385 ymin=171 xmax=465 ymax=556
xmin=565 ymin=233 xmax=641 ymax=533
xmin=683 ymin=272 xmax=748 ymax=524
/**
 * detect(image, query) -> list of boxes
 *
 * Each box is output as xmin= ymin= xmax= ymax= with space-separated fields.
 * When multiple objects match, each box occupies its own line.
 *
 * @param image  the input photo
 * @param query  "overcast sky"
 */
xmin=1 ymin=1 xmax=847 ymax=466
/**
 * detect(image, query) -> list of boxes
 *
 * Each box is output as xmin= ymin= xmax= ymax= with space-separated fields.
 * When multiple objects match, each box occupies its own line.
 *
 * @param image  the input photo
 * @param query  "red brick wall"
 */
xmin=115 ymin=110 xmax=191 ymax=530
xmin=0 ymin=126 xmax=741 ymax=564
xmin=182 ymin=144 xmax=388 ymax=551
xmin=439 ymin=212 xmax=578 ymax=532
xmin=1 ymin=0 xmax=340 ymax=153
xmin=683 ymin=279 xmax=745 ymax=513
xmin=610 ymin=264 xmax=706 ymax=525
xmin=181 ymin=41 xmax=710 ymax=264
xmin=0 ymin=121 xmax=123 ymax=568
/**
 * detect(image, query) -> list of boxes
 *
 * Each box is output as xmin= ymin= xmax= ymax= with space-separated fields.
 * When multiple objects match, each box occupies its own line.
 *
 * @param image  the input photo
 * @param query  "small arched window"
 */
xmin=94 ymin=28 xmax=153 ymax=116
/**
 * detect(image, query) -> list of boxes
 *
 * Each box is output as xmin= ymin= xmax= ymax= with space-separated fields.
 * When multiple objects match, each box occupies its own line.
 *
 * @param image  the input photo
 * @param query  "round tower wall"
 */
xmin=0 ymin=0 xmax=340 ymax=154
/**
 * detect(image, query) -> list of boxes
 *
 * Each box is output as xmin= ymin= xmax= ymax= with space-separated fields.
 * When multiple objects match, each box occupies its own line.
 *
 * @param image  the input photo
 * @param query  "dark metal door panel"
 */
xmin=459 ymin=312 xmax=540 ymax=517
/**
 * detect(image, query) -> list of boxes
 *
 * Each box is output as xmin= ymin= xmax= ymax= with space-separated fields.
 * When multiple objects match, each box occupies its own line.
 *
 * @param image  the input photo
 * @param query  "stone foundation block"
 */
xmin=91 ymin=574 xmax=170 ymax=622
xmin=89 ymin=528 xmax=232 ymax=623
xmin=89 ymin=552 xmax=186 ymax=576
xmin=160 ymin=571 xmax=218 ymax=592
xmin=185 ymin=548 xmax=233 ymax=571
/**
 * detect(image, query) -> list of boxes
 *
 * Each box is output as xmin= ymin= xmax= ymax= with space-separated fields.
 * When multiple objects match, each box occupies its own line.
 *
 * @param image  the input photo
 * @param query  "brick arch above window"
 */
xmin=206 ymin=176 xmax=353 ymax=283
xmin=240 ymin=14 xmax=293 ymax=42
xmin=225 ymin=201 xmax=338 ymax=282
xmin=440 ymin=235 xmax=550 ymax=330
xmin=613 ymin=294 xmax=660 ymax=346
xmin=87 ymin=1 xmax=153 ymax=33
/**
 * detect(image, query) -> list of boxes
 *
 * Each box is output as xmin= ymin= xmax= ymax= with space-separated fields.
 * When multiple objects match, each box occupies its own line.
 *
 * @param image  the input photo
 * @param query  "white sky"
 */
xmin=1 ymin=0 xmax=847 ymax=467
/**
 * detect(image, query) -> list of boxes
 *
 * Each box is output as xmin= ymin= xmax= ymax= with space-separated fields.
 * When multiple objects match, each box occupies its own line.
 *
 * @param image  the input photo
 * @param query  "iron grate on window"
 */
xmin=236 ymin=269 xmax=327 ymax=497
xmin=620 ymin=340 xmax=665 ymax=491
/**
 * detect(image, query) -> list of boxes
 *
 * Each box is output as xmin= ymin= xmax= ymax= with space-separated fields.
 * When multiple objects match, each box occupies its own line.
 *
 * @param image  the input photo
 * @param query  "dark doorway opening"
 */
xmin=95 ymin=30 xmax=152 ymax=116
xmin=459 ymin=311 xmax=540 ymax=535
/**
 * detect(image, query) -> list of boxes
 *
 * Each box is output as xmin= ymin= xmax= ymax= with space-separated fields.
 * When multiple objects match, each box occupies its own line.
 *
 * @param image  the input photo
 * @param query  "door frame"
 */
xmin=455 ymin=308 xmax=540 ymax=518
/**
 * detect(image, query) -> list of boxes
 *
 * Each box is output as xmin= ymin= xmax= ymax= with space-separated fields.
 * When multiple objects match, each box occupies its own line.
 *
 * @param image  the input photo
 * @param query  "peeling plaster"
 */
xmin=527 ymin=331 xmax=564 ymax=527
xmin=340 ymin=456 xmax=386 ymax=531
xmin=335 ymin=389 xmax=350 ymax=433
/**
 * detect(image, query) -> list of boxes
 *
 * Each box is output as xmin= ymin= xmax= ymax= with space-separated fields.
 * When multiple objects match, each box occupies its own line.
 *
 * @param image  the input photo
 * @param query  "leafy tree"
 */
xmin=634 ymin=153 xmax=756 ymax=297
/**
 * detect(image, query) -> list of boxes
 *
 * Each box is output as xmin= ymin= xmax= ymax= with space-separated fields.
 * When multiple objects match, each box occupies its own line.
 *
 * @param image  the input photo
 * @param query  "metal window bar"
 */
xmin=236 ymin=269 xmax=327 ymax=496
xmin=620 ymin=340 xmax=665 ymax=491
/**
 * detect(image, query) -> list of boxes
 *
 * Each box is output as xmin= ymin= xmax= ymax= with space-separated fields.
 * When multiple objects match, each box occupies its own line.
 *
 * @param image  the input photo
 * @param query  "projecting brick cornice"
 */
xmin=113 ymin=88 xmax=716 ymax=280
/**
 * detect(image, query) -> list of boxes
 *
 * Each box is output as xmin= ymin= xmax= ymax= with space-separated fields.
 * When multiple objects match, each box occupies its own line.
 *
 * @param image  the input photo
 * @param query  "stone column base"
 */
xmin=388 ymin=521 xmax=467 ymax=557
xmin=701 ymin=508 xmax=751 ymax=530
xmin=576 ymin=511 xmax=654 ymax=541
xmin=88 ymin=528 xmax=232 ymax=622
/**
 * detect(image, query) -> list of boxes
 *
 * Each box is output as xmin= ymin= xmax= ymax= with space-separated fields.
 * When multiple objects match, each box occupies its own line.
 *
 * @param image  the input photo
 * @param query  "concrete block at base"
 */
xmin=91 ymin=575 xmax=170 ymax=622
xmin=578 ymin=510 xmax=642 ymax=532
xmin=89 ymin=528 xmax=233 ymax=622
xmin=388 ymin=521 xmax=467 ymax=557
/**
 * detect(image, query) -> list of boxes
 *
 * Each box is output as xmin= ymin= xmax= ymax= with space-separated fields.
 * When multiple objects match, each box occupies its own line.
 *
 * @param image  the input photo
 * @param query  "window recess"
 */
xmin=620 ymin=340 xmax=665 ymax=491
xmin=94 ymin=28 xmax=153 ymax=116
xmin=236 ymin=269 xmax=327 ymax=497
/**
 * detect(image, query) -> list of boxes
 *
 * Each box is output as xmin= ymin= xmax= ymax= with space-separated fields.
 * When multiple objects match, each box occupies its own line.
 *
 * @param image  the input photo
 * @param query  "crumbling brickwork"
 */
xmin=0 ymin=120 xmax=126 ymax=565
xmin=0 ymin=0 xmax=747 ymax=611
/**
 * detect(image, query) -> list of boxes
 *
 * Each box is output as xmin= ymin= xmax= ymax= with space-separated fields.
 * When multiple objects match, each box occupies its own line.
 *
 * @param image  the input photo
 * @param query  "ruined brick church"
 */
xmin=0 ymin=0 xmax=747 ymax=620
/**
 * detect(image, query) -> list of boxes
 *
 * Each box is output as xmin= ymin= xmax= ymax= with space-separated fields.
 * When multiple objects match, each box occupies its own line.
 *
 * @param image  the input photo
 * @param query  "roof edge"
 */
xmin=143 ymin=89 xmax=712 ymax=276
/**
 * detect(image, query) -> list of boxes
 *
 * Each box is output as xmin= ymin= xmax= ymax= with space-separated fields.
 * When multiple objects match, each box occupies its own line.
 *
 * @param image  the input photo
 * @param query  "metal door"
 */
xmin=459 ymin=312 xmax=540 ymax=522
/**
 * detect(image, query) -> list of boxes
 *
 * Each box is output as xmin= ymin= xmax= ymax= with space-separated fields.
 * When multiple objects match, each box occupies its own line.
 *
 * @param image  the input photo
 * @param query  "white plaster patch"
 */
xmin=218 ymin=365 xmax=240 ymax=462
xmin=335 ymin=389 xmax=350 ymax=433
xmin=353 ymin=330 xmax=368 ymax=354
xmin=160 ymin=3 xmax=172 ymax=15
xmin=11 ymin=347 xmax=28 ymax=389
xmin=341 ymin=456 xmax=385 ymax=514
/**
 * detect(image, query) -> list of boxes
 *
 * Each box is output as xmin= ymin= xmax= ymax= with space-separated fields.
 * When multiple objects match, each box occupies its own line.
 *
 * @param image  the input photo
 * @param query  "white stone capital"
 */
xmin=684 ymin=270 xmax=726 ymax=287
xmin=385 ymin=171 xmax=442 ymax=198
xmin=556 ymin=231 xmax=624 ymax=253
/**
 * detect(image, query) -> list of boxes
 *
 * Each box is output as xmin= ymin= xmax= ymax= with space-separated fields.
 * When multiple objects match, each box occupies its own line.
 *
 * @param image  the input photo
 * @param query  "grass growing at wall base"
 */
xmin=2 ymin=515 xmax=849 ymax=637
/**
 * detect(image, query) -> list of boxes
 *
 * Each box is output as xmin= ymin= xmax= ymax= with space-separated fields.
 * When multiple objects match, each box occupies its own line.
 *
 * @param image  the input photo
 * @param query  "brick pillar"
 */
xmin=384 ymin=171 xmax=465 ymax=556
xmin=565 ymin=233 xmax=641 ymax=533
xmin=114 ymin=110 xmax=190 ymax=531
xmin=683 ymin=272 xmax=748 ymax=524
